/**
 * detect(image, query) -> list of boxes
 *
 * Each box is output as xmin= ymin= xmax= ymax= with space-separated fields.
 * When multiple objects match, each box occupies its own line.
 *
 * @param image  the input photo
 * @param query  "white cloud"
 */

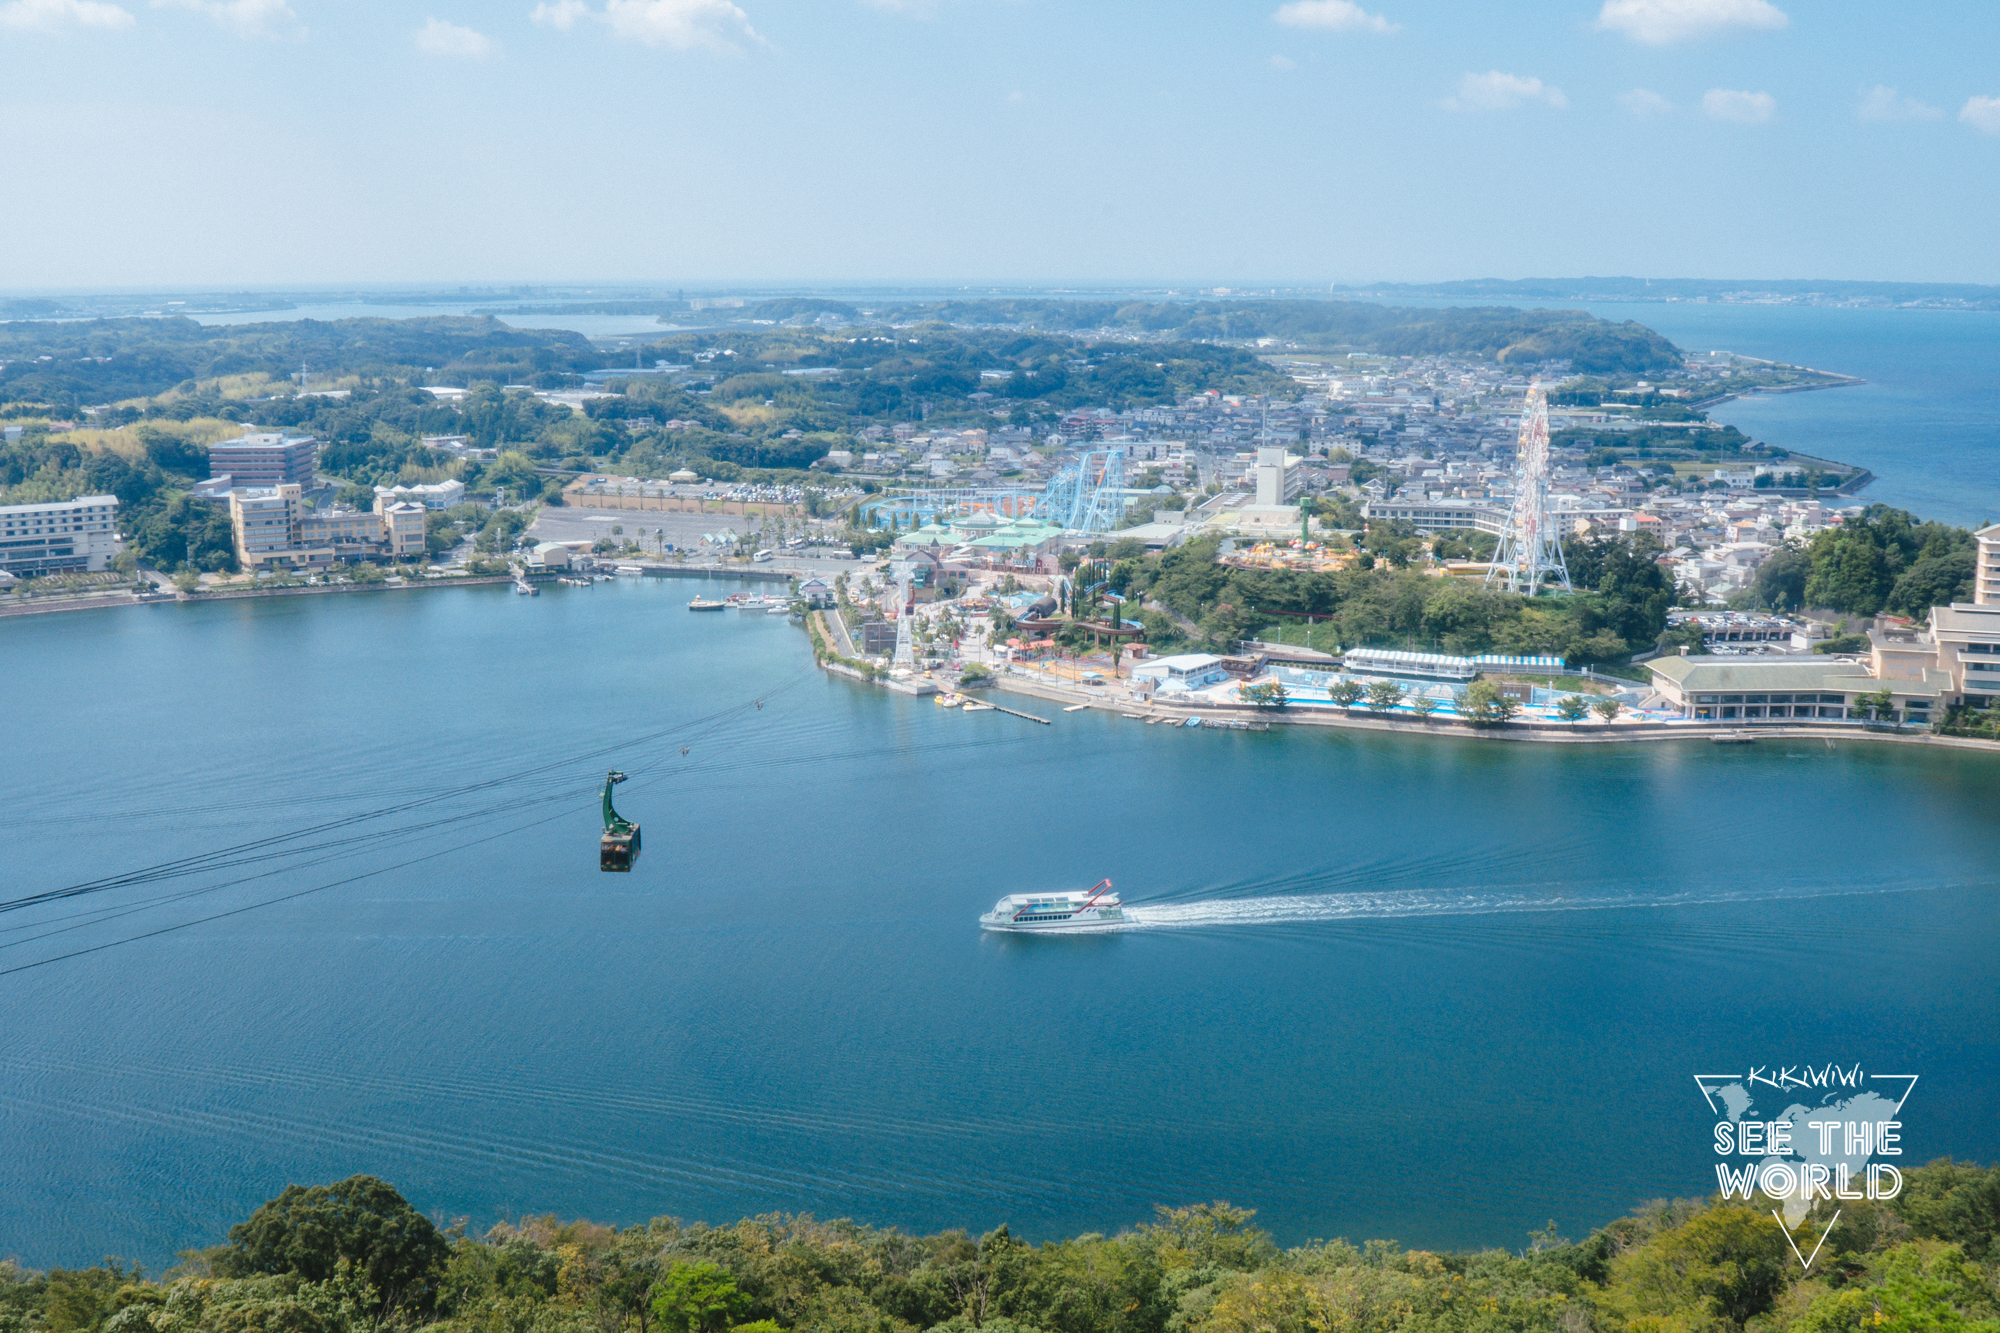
xmin=0 ymin=0 xmax=135 ymax=30
xmin=152 ymin=0 xmax=299 ymax=38
xmin=1856 ymin=85 xmax=1942 ymax=124
xmin=1963 ymin=96 xmax=2000 ymax=135
xmin=1268 ymin=53 xmax=1295 ymax=69
xmin=1596 ymin=0 xmax=1786 ymax=45
xmin=1443 ymin=71 xmax=1566 ymax=113
xmin=1618 ymin=88 xmax=1674 ymax=117
xmin=604 ymin=0 xmax=758 ymax=48
xmin=858 ymin=0 xmax=935 ymax=14
xmin=533 ymin=0 xmax=759 ymax=50
xmin=1272 ymin=0 xmax=1396 ymax=34
xmin=530 ymin=0 xmax=587 ymax=28
xmin=1703 ymin=88 xmax=1775 ymax=123
xmin=415 ymin=16 xmax=493 ymax=57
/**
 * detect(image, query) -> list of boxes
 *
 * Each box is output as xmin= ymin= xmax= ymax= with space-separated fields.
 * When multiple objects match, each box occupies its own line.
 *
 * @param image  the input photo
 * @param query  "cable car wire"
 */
xmin=0 ymin=678 xmax=812 ymax=919
xmin=1 ymin=717 xmax=1026 ymax=947
xmin=0 ymin=659 xmax=1065 ymax=978
xmin=0 ymin=797 xmax=591 ymax=980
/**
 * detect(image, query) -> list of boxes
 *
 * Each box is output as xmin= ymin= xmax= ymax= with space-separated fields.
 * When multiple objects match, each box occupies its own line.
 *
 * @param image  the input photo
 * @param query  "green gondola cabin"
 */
xmin=600 ymin=770 xmax=640 ymax=872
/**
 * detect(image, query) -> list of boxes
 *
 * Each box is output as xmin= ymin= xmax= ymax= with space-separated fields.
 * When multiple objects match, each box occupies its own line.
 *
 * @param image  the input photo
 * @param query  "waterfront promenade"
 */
xmin=984 ymin=670 xmax=2000 ymax=749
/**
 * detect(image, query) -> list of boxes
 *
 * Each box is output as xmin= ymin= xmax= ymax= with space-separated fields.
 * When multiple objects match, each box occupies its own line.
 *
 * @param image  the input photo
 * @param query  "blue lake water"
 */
xmin=4 ymin=580 xmax=1998 ymax=1269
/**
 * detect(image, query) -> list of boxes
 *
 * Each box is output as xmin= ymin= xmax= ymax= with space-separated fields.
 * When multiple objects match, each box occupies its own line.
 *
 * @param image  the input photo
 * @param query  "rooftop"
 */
xmin=1646 ymin=656 xmax=1902 ymax=692
xmin=0 ymin=495 xmax=118 ymax=514
xmin=1931 ymin=603 xmax=2000 ymax=638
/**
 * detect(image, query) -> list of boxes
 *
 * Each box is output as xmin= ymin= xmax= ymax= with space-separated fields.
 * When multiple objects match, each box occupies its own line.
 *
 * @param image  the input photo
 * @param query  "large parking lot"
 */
xmin=527 ymin=508 xmax=766 ymax=550
xmin=526 ymin=508 xmax=862 ymax=572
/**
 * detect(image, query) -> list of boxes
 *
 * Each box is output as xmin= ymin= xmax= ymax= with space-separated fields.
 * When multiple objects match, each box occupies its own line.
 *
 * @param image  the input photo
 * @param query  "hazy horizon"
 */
xmin=8 ymin=276 xmax=2000 ymax=304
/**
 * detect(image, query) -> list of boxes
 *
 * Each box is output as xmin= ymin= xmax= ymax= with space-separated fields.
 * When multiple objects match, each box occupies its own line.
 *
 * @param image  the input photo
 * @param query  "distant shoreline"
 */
xmin=0 ymin=573 xmax=524 ymax=619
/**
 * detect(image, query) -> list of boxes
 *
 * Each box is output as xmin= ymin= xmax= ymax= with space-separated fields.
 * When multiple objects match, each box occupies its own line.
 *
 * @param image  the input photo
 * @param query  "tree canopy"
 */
xmin=8 ymin=1165 xmax=2000 ymax=1333
xmin=215 ymin=1174 xmax=453 ymax=1317
xmin=1118 ymin=533 xmax=1675 ymax=663
xmin=1737 ymin=506 xmax=1981 ymax=617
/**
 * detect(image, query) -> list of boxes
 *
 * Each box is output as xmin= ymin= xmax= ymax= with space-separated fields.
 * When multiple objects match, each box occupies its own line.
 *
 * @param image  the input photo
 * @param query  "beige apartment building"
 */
xmin=229 ymin=485 xmax=426 ymax=571
xmin=1873 ymin=599 xmax=2000 ymax=710
xmin=1976 ymin=524 xmax=2000 ymax=606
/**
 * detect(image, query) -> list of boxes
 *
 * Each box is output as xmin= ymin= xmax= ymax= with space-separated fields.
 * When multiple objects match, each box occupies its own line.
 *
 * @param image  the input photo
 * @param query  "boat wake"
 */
xmin=1114 ymin=878 xmax=1946 ymax=931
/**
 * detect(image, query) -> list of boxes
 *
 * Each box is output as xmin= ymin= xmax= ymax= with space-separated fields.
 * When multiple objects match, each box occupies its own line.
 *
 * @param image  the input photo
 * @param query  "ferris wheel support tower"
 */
xmin=1485 ymin=382 xmax=1572 ymax=595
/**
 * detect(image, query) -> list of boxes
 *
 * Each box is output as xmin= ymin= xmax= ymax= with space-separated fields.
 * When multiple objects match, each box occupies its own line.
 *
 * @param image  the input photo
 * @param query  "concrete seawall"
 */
xmin=0 ymin=575 xmax=525 ymax=618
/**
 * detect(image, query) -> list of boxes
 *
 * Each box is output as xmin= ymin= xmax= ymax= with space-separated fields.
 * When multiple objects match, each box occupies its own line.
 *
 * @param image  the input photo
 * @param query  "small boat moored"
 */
xmin=980 ymin=879 xmax=1124 ymax=932
xmin=934 ymin=692 xmax=965 ymax=709
xmin=688 ymin=598 xmax=727 ymax=611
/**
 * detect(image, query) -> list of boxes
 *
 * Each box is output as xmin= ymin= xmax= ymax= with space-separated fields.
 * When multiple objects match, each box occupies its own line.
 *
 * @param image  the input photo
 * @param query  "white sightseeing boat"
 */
xmin=979 ymin=880 xmax=1123 ymax=932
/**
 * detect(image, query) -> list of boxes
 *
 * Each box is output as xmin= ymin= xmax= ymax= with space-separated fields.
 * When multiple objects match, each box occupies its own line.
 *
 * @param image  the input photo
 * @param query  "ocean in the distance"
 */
xmin=3 ymin=582 xmax=1997 ymax=1269
xmin=1368 ymin=297 xmax=2000 ymax=530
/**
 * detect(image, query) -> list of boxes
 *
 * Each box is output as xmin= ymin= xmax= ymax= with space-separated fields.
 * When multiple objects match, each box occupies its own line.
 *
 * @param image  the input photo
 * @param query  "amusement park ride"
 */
xmin=1485 ymin=382 xmax=1572 ymax=594
xmin=856 ymin=446 xmax=1129 ymax=534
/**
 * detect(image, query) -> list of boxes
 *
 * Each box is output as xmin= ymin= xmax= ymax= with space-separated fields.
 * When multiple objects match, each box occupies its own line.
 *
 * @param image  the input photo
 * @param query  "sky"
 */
xmin=2 ymin=0 xmax=1998 ymax=289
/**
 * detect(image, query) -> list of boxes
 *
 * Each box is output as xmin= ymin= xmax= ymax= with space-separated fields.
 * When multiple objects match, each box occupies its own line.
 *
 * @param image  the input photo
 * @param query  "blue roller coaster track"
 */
xmin=856 ymin=447 xmax=1128 ymax=535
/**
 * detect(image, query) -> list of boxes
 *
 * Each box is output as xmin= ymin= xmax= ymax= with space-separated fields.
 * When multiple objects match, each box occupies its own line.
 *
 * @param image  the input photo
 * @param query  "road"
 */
xmin=819 ymin=609 xmax=858 ymax=658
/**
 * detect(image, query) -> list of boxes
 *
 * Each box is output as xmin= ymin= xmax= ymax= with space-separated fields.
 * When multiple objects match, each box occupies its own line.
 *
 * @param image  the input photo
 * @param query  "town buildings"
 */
xmin=206 ymin=434 xmax=318 ymax=490
xmin=229 ymin=484 xmax=425 ymax=571
xmin=0 ymin=495 xmax=121 ymax=575
xmin=374 ymin=480 xmax=466 ymax=510
xmin=1361 ymin=498 xmax=1506 ymax=534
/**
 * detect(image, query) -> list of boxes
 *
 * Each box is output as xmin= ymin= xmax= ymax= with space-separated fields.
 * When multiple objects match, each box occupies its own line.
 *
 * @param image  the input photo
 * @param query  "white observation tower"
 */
xmin=1485 ymin=381 xmax=1572 ymax=594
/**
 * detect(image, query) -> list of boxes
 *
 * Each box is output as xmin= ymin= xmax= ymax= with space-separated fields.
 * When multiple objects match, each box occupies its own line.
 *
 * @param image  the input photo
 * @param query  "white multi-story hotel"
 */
xmin=1976 ymin=523 xmax=2000 ymax=607
xmin=0 ymin=495 xmax=122 ymax=575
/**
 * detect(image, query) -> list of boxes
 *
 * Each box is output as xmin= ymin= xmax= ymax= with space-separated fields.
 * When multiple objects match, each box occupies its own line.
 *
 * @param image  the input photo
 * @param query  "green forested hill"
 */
xmin=888 ymin=300 xmax=1680 ymax=375
xmin=0 ymin=296 xmax=1681 ymax=417
xmin=0 ymin=317 xmax=604 ymax=406
xmin=5 ymin=1164 xmax=1998 ymax=1333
